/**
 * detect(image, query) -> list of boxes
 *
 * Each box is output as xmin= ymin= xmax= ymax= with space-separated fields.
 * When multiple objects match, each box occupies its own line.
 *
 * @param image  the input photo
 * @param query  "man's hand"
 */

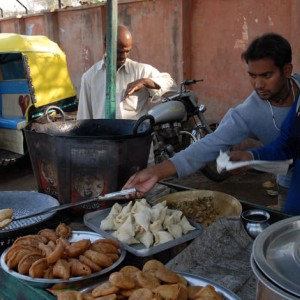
xmin=123 ymin=78 xmax=160 ymax=99
xmin=122 ymin=160 xmax=177 ymax=198
xmin=228 ymin=150 xmax=254 ymax=174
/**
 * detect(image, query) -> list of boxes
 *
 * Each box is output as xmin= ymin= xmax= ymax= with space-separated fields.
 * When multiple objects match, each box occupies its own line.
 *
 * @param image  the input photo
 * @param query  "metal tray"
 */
xmin=84 ymin=206 xmax=202 ymax=257
xmin=79 ymin=271 xmax=240 ymax=300
xmin=0 ymin=231 xmax=126 ymax=289
xmin=0 ymin=191 xmax=59 ymax=237
xmin=253 ymin=215 xmax=300 ymax=297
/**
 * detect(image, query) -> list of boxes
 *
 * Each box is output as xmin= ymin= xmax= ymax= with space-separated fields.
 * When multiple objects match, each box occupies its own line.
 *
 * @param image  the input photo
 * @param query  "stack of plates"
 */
xmin=252 ymin=216 xmax=300 ymax=299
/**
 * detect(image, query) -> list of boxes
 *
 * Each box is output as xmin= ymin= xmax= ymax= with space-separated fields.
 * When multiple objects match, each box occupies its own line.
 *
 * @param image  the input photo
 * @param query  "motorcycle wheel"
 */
xmin=191 ymin=123 xmax=231 ymax=182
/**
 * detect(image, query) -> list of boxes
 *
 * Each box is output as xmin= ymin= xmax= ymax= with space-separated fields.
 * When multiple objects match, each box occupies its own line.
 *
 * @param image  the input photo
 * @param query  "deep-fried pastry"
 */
xmin=142 ymin=259 xmax=165 ymax=274
xmin=5 ymin=244 xmax=39 ymax=263
xmin=56 ymin=290 xmax=82 ymax=300
xmin=154 ymin=284 xmax=181 ymax=299
xmin=18 ymin=252 xmax=43 ymax=275
xmin=47 ymin=238 xmax=65 ymax=264
xmin=7 ymin=248 xmax=33 ymax=269
xmin=38 ymin=242 xmax=54 ymax=257
xmin=53 ymin=259 xmax=70 ymax=279
xmin=155 ymin=267 xmax=180 ymax=284
xmin=0 ymin=218 xmax=12 ymax=230
xmin=91 ymin=281 xmax=119 ymax=297
xmin=68 ymin=258 xmax=92 ymax=277
xmin=91 ymin=241 xmax=119 ymax=254
xmin=13 ymin=235 xmax=47 ymax=247
xmin=56 ymin=223 xmax=72 ymax=239
xmin=84 ymin=250 xmax=113 ymax=268
xmin=43 ymin=265 xmax=54 ymax=279
xmin=0 ymin=208 xmax=13 ymax=222
xmin=29 ymin=258 xmax=49 ymax=278
xmin=136 ymin=271 xmax=161 ymax=289
xmin=194 ymin=284 xmax=224 ymax=300
xmin=109 ymin=272 xmax=135 ymax=289
xmin=93 ymin=238 xmax=120 ymax=249
xmin=128 ymin=288 xmax=153 ymax=300
xmin=187 ymin=285 xmax=203 ymax=299
xmin=65 ymin=239 xmax=91 ymax=257
xmin=38 ymin=228 xmax=59 ymax=242
xmin=79 ymin=255 xmax=102 ymax=272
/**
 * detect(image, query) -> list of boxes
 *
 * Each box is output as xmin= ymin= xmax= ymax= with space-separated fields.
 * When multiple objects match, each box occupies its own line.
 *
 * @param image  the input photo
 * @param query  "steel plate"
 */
xmin=0 ymin=231 xmax=126 ymax=288
xmin=84 ymin=205 xmax=202 ymax=257
xmin=0 ymin=191 xmax=59 ymax=236
xmin=253 ymin=215 xmax=300 ymax=297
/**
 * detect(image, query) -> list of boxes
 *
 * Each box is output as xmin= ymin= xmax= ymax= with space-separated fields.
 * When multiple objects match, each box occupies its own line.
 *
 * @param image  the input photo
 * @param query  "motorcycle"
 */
xmin=146 ymin=79 xmax=229 ymax=182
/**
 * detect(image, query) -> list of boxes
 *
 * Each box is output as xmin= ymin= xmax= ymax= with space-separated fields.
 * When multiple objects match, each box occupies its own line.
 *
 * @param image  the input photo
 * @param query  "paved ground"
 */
xmin=0 ymin=156 xmax=279 ymax=208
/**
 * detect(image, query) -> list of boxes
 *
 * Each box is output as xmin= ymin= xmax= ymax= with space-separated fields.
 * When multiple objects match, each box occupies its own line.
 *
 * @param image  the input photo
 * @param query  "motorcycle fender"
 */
xmin=148 ymin=101 xmax=186 ymax=124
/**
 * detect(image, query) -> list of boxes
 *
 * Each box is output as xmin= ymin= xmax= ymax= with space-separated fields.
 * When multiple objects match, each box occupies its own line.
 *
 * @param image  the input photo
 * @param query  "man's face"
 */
xmin=116 ymin=43 xmax=131 ymax=68
xmin=247 ymin=58 xmax=288 ymax=102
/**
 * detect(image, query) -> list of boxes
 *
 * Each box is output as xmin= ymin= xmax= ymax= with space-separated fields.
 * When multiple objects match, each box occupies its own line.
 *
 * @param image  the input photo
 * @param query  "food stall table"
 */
xmin=0 ymin=188 xmax=292 ymax=300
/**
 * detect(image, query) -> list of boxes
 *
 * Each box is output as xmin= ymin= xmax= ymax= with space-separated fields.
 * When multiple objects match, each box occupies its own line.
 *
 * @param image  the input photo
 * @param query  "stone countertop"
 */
xmin=166 ymin=216 xmax=256 ymax=300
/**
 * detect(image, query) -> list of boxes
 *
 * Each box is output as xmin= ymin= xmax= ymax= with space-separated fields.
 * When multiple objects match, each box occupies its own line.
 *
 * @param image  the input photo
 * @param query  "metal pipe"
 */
xmin=105 ymin=0 xmax=118 ymax=119
xmin=58 ymin=0 xmax=62 ymax=8
xmin=0 ymin=8 xmax=3 ymax=18
xmin=16 ymin=0 xmax=28 ymax=14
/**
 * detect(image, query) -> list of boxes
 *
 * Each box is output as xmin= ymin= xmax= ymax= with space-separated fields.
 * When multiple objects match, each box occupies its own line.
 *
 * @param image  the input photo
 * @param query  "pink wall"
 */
xmin=0 ymin=0 xmax=299 ymax=123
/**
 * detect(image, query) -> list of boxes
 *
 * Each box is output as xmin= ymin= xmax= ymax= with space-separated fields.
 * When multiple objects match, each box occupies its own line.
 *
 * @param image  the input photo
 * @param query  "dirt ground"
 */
xmin=0 ymin=156 xmax=278 ymax=209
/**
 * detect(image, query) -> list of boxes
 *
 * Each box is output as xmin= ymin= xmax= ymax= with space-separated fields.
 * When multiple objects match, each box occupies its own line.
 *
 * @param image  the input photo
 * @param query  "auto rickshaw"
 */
xmin=0 ymin=33 xmax=77 ymax=166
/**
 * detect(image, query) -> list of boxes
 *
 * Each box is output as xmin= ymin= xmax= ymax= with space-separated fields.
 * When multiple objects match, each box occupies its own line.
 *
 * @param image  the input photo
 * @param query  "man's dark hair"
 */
xmin=241 ymin=33 xmax=292 ymax=69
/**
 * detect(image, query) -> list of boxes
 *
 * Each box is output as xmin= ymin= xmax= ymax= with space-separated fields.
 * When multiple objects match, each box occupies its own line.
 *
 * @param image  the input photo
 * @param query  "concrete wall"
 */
xmin=0 ymin=0 xmax=298 ymax=122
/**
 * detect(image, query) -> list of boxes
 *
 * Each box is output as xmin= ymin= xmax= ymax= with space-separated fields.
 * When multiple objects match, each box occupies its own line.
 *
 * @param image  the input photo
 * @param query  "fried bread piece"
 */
xmin=194 ymin=284 xmax=224 ymax=300
xmin=53 ymin=259 xmax=70 ymax=279
xmin=91 ymin=281 xmax=119 ymax=297
xmin=68 ymin=258 xmax=92 ymax=277
xmin=29 ymin=258 xmax=49 ymax=278
xmin=65 ymin=239 xmax=91 ymax=257
xmin=84 ymin=250 xmax=113 ymax=268
xmin=0 ymin=208 xmax=13 ymax=222
xmin=18 ymin=252 xmax=43 ymax=275
xmin=56 ymin=223 xmax=72 ymax=239
xmin=109 ymin=272 xmax=136 ymax=289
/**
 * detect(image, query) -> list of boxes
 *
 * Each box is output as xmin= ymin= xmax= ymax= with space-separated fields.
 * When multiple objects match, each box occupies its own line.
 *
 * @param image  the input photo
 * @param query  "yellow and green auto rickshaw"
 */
xmin=0 ymin=33 xmax=77 ymax=166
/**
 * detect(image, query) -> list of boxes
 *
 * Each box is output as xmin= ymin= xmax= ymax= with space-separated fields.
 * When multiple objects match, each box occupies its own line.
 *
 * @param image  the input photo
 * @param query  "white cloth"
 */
xmin=77 ymin=57 xmax=177 ymax=120
xmin=216 ymin=150 xmax=293 ymax=175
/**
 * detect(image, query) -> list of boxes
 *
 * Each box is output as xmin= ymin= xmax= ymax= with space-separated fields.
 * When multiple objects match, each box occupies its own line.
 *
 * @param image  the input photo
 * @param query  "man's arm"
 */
xmin=123 ymin=78 xmax=161 ymax=99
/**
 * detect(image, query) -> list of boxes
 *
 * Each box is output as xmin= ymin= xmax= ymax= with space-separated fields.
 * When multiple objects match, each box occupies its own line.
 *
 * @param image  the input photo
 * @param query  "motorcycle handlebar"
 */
xmin=181 ymin=79 xmax=204 ymax=86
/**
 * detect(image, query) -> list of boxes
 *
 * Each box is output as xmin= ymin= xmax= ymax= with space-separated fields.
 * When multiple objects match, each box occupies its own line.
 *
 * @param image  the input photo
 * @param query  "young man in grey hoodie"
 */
xmin=123 ymin=32 xmax=299 ymax=211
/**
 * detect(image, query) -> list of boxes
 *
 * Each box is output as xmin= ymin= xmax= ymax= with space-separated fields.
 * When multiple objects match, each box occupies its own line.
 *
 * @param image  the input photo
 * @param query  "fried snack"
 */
xmin=187 ymin=285 xmax=203 ymax=299
xmin=84 ymin=250 xmax=113 ymax=268
xmin=155 ymin=267 xmax=180 ymax=284
xmin=43 ymin=265 xmax=54 ymax=279
xmin=79 ymin=255 xmax=102 ymax=272
xmin=7 ymin=247 xmax=33 ymax=269
xmin=18 ymin=252 xmax=43 ymax=275
xmin=13 ymin=235 xmax=47 ymax=247
xmin=177 ymin=274 xmax=189 ymax=287
xmin=53 ymin=259 xmax=70 ymax=279
xmin=29 ymin=258 xmax=49 ymax=278
xmin=47 ymin=238 xmax=65 ymax=264
xmin=56 ymin=290 xmax=83 ymax=300
xmin=92 ymin=281 xmax=119 ymax=297
xmin=0 ymin=208 xmax=13 ymax=222
xmin=128 ymin=287 xmax=153 ymax=300
xmin=38 ymin=228 xmax=59 ymax=242
xmin=109 ymin=272 xmax=136 ymax=290
xmin=93 ymin=295 xmax=117 ymax=300
xmin=142 ymin=259 xmax=165 ymax=274
xmin=5 ymin=244 xmax=39 ymax=263
xmin=120 ymin=265 xmax=140 ymax=274
xmin=93 ymin=238 xmax=120 ymax=249
xmin=154 ymin=284 xmax=181 ymax=299
xmin=65 ymin=239 xmax=91 ymax=257
xmin=0 ymin=218 xmax=12 ymax=229
xmin=38 ymin=242 xmax=55 ymax=257
xmin=91 ymin=241 xmax=119 ymax=254
xmin=56 ymin=223 xmax=72 ymax=239
xmin=136 ymin=271 xmax=161 ymax=289
xmin=194 ymin=284 xmax=224 ymax=300
xmin=68 ymin=258 xmax=92 ymax=277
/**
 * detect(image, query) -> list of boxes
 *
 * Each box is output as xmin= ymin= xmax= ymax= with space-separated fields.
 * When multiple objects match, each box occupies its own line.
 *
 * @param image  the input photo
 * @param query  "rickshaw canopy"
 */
xmin=0 ymin=33 xmax=76 ymax=107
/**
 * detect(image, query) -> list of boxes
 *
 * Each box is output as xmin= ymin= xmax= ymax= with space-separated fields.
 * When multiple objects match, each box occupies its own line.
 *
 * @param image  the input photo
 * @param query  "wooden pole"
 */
xmin=105 ymin=0 xmax=118 ymax=119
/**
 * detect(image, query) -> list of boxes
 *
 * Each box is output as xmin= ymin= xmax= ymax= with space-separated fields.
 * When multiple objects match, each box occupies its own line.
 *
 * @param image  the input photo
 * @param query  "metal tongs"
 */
xmin=13 ymin=188 xmax=136 ymax=221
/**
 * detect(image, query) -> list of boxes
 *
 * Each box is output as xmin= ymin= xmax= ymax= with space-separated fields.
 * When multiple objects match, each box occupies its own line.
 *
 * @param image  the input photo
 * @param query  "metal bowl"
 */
xmin=0 ymin=231 xmax=126 ymax=289
xmin=241 ymin=209 xmax=270 ymax=239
